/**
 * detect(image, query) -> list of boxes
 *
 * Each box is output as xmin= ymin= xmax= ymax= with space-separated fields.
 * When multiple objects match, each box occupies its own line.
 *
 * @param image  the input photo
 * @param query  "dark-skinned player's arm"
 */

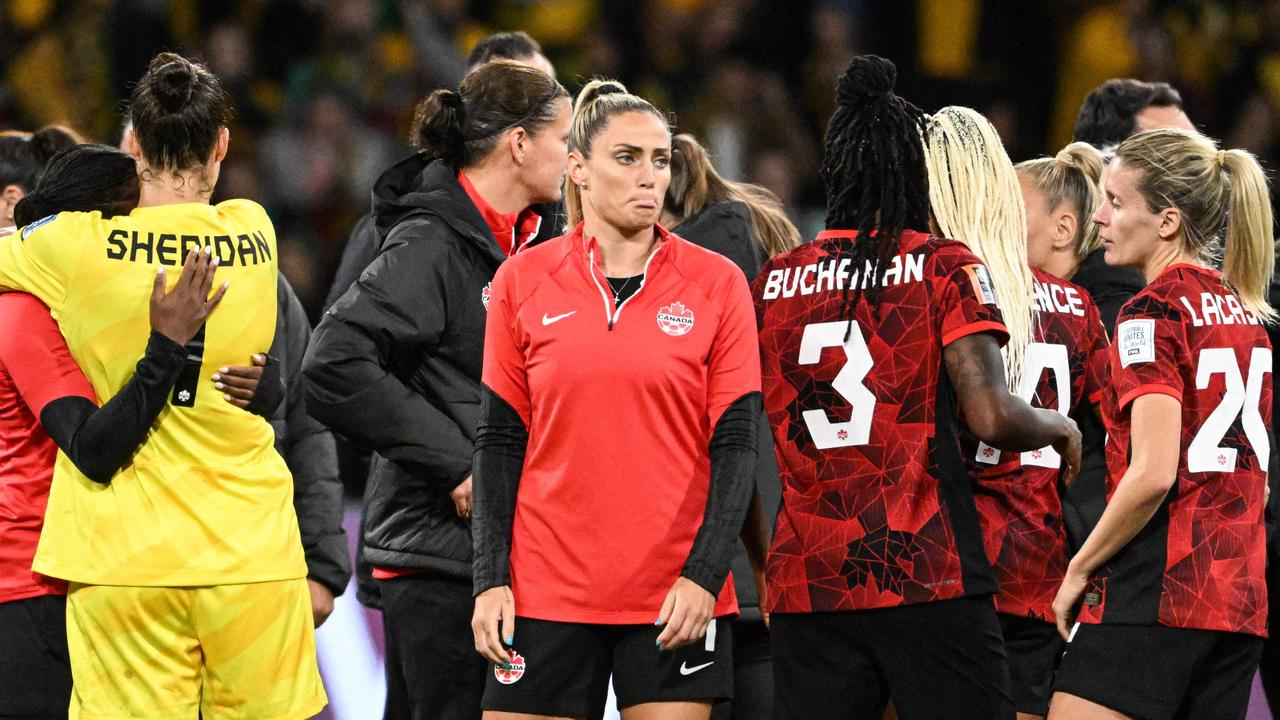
xmin=943 ymin=333 xmax=1082 ymax=484
xmin=11 ymin=249 xmax=227 ymax=484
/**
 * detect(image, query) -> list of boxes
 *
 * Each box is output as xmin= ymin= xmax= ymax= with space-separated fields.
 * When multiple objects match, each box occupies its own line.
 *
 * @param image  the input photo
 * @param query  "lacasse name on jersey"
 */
xmin=105 ymin=229 xmax=273 ymax=267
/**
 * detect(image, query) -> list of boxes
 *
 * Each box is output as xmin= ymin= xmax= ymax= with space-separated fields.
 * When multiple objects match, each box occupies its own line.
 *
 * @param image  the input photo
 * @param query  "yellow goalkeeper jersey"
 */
xmin=0 ymin=201 xmax=306 ymax=586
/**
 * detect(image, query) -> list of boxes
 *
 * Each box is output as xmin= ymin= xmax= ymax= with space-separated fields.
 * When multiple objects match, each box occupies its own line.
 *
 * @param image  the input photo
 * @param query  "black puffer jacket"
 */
xmin=672 ymin=201 xmax=781 ymax=621
xmin=272 ymin=275 xmax=351 ymax=597
xmin=303 ymin=154 xmax=506 ymax=578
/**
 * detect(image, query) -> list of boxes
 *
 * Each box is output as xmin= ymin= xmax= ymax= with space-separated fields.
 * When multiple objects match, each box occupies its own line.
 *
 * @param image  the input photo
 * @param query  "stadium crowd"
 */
xmin=5 ymin=2 xmax=1280 ymax=720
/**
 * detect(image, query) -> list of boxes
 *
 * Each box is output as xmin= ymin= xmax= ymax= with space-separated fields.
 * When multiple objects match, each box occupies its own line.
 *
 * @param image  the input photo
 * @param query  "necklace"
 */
xmin=607 ymin=274 xmax=639 ymax=304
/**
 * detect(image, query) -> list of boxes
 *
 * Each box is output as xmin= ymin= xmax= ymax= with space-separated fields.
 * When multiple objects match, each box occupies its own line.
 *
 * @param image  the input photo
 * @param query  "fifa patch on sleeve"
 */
xmin=964 ymin=264 xmax=999 ymax=306
xmin=21 ymin=214 xmax=58 ymax=241
xmin=1118 ymin=318 xmax=1156 ymax=367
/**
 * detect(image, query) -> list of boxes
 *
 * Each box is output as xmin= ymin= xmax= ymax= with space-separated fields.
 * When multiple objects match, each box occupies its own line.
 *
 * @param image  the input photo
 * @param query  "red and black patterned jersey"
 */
xmin=1079 ymin=264 xmax=1271 ymax=636
xmin=755 ymin=229 xmax=1008 ymax=613
xmin=964 ymin=268 xmax=1110 ymax=622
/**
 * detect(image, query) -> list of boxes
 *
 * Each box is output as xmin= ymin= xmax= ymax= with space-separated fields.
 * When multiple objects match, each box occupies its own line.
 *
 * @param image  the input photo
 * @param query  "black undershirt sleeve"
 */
xmin=471 ymin=384 xmax=529 ymax=595
xmin=682 ymin=391 xmax=762 ymax=595
xmin=39 ymin=331 xmax=188 ymax=485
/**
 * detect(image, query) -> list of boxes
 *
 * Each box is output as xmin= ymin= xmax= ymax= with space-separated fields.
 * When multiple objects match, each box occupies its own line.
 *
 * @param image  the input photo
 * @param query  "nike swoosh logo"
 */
xmin=542 ymin=311 xmax=576 ymax=326
xmin=679 ymin=661 xmax=714 ymax=676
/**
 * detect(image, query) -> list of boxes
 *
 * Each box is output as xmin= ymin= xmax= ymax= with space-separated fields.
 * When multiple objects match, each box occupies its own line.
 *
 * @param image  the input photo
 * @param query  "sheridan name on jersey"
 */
xmin=0 ymin=202 xmax=305 ymax=586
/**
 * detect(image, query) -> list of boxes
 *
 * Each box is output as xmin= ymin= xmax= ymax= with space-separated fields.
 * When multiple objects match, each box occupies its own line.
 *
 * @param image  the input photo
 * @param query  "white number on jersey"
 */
xmin=1187 ymin=347 xmax=1271 ymax=473
xmin=797 ymin=321 xmax=877 ymax=449
xmin=975 ymin=342 xmax=1071 ymax=467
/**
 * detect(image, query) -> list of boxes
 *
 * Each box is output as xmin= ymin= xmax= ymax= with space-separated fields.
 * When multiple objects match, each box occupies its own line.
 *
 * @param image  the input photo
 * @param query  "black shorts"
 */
xmin=998 ymin=613 xmax=1062 ymax=716
xmin=0 ymin=594 xmax=73 ymax=717
xmin=482 ymin=616 xmax=733 ymax=716
xmin=771 ymin=595 xmax=1013 ymax=720
xmin=1054 ymin=622 xmax=1263 ymax=720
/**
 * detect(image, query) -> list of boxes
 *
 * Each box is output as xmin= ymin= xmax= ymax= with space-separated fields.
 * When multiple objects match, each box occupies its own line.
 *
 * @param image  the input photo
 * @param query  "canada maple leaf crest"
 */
xmin=481 ymin=283 xmax=492 ymax=311
xmin=656 ymin=301 xmax=695 ymax=336
xmin=494 ymin=648 xmax=526 ymax=684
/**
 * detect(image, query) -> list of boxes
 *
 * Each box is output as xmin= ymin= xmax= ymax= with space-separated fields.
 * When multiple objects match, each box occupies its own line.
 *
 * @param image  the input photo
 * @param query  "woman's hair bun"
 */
xmin=583 ymin=80 xmax=627 ymax=104
xmin=836 ymin=55 xmax=897 ymax=105
xmin=151 ymin=54 xmax=197 ymax=114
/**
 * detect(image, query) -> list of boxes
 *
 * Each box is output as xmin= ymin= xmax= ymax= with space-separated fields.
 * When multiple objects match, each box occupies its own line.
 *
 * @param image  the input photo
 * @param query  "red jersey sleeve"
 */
xmin=480 ymin=263 xmax=532 ymax=427
xmin=1111 ymin=296 xmax=1186 ymax=410
xmin=935 ymin=250 xmax=1009 ymax=348
xmin=707 ymin=268 xmax=762 ymax=428
xmin=0 ymin=294 xmax=97 ymax=416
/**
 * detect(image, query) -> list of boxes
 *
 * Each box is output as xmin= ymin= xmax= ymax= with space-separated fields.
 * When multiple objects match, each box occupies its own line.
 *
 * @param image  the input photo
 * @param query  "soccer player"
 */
xmin=0 ymin=53 xmax=325 ymax=718
xmin=470 ymin=79 xmax=761 ymax=720
xmin=924 ymin=108 xmax=1108 ymax=720
xmin=660 ymin=131 xmax=800 ymax=720
xmin=15 ymin=141 xmax=347 ymax=628
xmin=0 ymin=234 xmax=224 ymax=718
xmin=1015 ymin=143 xmax=1112 ymax=553
xmin=757 ymin=56 xmax=1080 ymax=720
xmin=1050 ymin=129 xmax=1274 ymax=720
xmin=1070 ymin=79 xmax=1195 ymax=335
xmin=303 ymin=61 xmax=570 ymax=720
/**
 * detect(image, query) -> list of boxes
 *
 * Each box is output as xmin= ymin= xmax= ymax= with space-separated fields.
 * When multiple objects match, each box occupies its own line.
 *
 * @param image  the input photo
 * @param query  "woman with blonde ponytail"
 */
xmin=1050 ymin=129 xmax=1274 ymax=720
xmin=472 ymin=78 xmax=762 ymax=720
xmin=1016 ymin=142 xmax=1105 ymax=281
xmin=926 ymin=109 xmax=1106 ymax=720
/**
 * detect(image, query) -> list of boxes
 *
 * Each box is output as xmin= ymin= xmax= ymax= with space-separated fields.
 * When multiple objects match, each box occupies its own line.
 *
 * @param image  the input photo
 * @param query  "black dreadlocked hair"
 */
xmin=821 ymin=54 xmax=930 ymax=316
xmin=13 ymin=144 xmax=140 ymax=227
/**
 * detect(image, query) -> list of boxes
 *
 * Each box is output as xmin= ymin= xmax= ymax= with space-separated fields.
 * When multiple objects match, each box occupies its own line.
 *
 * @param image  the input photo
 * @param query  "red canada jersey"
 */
xmin=1079 ymin=264 xmax=1270 ymax=636
xmin=0 ymin=294 xmax=96 ymax=602
xmin=964 ymin=268 xmax=1110 ymax=621
xmin=756 ymin=229 xmax=1008 ymax=613
xmin=482 ymin=223 xmax=760 ymax=624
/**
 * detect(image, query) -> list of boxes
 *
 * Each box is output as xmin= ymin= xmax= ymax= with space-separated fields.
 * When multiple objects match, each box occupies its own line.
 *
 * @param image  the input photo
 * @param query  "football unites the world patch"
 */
xmin=656 ymin=301 xmax=695 ymax=336
xmin=494 ymin=648 xmax=526 ymax=684
xmin=1118 ymin=318 xmax=1155 ymax=367
xmin=964 ymin=264 xmax=1000 ymax=306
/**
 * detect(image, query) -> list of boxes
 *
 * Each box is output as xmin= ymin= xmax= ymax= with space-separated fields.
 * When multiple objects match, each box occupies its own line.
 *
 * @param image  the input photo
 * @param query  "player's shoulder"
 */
xmin=18 ymin=210 xmax=101 ymax=242
xmin=0 ymin=292 xmax=58 ymax=357
xmin=493 ymin=233 xmax=575 ymax=304
xmin=213 ymin=198 xmax=273 ymax=228
xmin=1119 ymin=265 xmax=1207 ymax=322
xmin=923 ymin=233 xmax=985 ymax=274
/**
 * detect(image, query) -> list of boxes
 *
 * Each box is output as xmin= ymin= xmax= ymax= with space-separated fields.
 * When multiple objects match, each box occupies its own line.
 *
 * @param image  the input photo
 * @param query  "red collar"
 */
xmin=570 ymin=221 xmax=674 ymax=254
xmin=457 ymin=170 xmax=542 ymax=256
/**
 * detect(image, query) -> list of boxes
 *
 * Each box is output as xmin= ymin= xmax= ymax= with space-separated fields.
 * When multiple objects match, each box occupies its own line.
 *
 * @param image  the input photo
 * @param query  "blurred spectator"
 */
xmin=2 ymin=0 xmax=1279 ymax=326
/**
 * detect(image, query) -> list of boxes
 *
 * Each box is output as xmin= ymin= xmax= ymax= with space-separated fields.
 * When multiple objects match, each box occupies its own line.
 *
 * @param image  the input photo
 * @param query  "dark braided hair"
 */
xmin=13 ymin=144 xmax=140 ymax=227
xmin=821 ymin=55 xmax=929 ymax=309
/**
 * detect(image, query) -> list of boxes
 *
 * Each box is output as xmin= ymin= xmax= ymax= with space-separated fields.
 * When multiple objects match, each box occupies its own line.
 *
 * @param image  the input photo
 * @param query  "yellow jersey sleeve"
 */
xmin=0 ymin=212 xmax=93 ymax=311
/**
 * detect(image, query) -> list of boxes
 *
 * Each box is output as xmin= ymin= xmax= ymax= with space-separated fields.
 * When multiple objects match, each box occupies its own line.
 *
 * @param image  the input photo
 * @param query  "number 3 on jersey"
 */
xmin=798 ymin=321 xmax=876 ymax=449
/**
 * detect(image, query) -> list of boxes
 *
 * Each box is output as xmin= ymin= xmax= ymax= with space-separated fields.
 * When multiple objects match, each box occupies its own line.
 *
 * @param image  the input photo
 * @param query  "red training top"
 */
xmin=756 ymin=229 xmax=1008 ymax=613
xmin=481 ymin=222 xmax=760 ymax=623
xmin=966 ymin=268 xmax=1110 ymax=621
xmin=1080 ymin=264 xmax=1271 ymax=636
xmin=0 ymin=293 xmax=97 ymax=602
